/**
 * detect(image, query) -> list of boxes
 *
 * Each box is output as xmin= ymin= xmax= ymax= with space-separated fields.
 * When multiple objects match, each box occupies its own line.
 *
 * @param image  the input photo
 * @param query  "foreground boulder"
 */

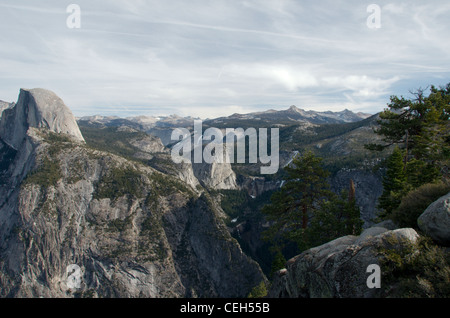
xmin=268 ymin=226 xmax=419 ymax=298
xmin=417 ymin=192 xmax=450 ymax=246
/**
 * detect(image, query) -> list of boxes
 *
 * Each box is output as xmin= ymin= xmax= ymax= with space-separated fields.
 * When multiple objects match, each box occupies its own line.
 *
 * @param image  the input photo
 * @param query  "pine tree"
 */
xmin=378 ymin=146 xmax=407 ymax=217
xmin=365 ymin=83 xmax=449 ymax=179
xmin=404 ymin=158 xmax=440 ymax=189
xmin=365 ymin=83 xmax=450 ymax=219
xmin=269 ymin=250 xmax=287 ymax=278
xmin=307 ymin=188 xmax=362 ymax=248
xmin=412 ymin=84 xmax=450 ymax=177
xmin=262 ymin=150 xmax=332 ymax=251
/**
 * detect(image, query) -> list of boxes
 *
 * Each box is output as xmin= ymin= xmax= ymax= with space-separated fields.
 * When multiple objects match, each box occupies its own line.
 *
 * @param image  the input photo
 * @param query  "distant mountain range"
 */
xmin=77 ymin=105 xmax=373 ymax=146
xmin=78 ymin=105 xmax=372 ymax=129
xmin=209 ymin=105 xmax=371 ymax=125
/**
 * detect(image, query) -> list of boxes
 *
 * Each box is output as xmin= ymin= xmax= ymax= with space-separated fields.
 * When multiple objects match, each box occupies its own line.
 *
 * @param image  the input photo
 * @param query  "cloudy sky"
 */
xmin=0 ymin=1 xmax=449 ymax=118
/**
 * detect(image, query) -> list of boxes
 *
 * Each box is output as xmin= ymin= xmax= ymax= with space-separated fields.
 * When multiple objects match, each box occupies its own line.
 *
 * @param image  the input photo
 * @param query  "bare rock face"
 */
xmin=191 ymin=144 xmax=238 ymax=190
xmin=0 ymin=88 xmax=84 ymax=150
xmin=192 ymin=160 xmax=238 ymax=190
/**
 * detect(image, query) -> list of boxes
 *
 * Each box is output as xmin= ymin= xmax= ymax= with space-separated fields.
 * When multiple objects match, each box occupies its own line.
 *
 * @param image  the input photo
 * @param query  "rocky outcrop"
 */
xmin=192 ymin=160 xmax=238 ymax=190
xmin=175 ymin=162 xmax=201 ymax=190
xmin=0 ymin=88 xmax=84 ymax=150
xmin=128 ymin=133 xmax=167 ymax=156
xmin=152 ymin=156 xmax=201 ymax=191
xmin=418 ymin=192 xmax=450 ymax=246
xmin=192 ymin=144 xmax=238 ymax=190
xmin=268 ymin=224 xmax=419 ymax=298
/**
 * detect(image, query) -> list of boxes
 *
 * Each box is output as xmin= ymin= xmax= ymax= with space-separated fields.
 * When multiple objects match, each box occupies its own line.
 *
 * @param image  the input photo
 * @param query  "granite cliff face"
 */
xmin=0 ymin=89 xmax=84 ymax=150
xmin=0 ymin=89 xmax=265 ymax=298
xmin=191 ymin=145 xmax=239 ymax=190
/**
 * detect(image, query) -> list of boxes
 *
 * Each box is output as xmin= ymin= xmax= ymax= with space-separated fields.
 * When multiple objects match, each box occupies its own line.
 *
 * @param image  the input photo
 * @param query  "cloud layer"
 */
xmin=1 ymin=0 xmax=449 ymax=118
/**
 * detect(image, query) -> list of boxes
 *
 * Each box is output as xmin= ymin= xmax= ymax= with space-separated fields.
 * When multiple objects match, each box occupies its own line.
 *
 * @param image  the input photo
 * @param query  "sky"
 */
xmin=0 ymin=1 xmax=449 ymax=119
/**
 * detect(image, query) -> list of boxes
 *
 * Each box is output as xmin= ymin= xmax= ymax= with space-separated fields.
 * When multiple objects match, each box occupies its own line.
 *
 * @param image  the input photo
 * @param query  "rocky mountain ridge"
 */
xmin=77 ymin=106 xmax=371 ymax=147
xmin=78 ymin=105 xmax=370 ymax=129
xmin=0 ymin=88 xmax=265 ymax=297
xmin=210 ymin=105 xmax=371 ymax=125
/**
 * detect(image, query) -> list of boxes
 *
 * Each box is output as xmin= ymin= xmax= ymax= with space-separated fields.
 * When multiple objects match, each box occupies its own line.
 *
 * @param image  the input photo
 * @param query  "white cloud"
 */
xmin=322 ymin=75 xmax=401 ymax=98
xmin=267 ymin=67 xmax=319 ymax=91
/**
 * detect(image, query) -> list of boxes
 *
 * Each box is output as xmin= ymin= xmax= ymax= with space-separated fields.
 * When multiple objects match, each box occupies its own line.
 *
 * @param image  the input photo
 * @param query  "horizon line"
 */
xmin=73 ymin=104 xmax=377 ymax=121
